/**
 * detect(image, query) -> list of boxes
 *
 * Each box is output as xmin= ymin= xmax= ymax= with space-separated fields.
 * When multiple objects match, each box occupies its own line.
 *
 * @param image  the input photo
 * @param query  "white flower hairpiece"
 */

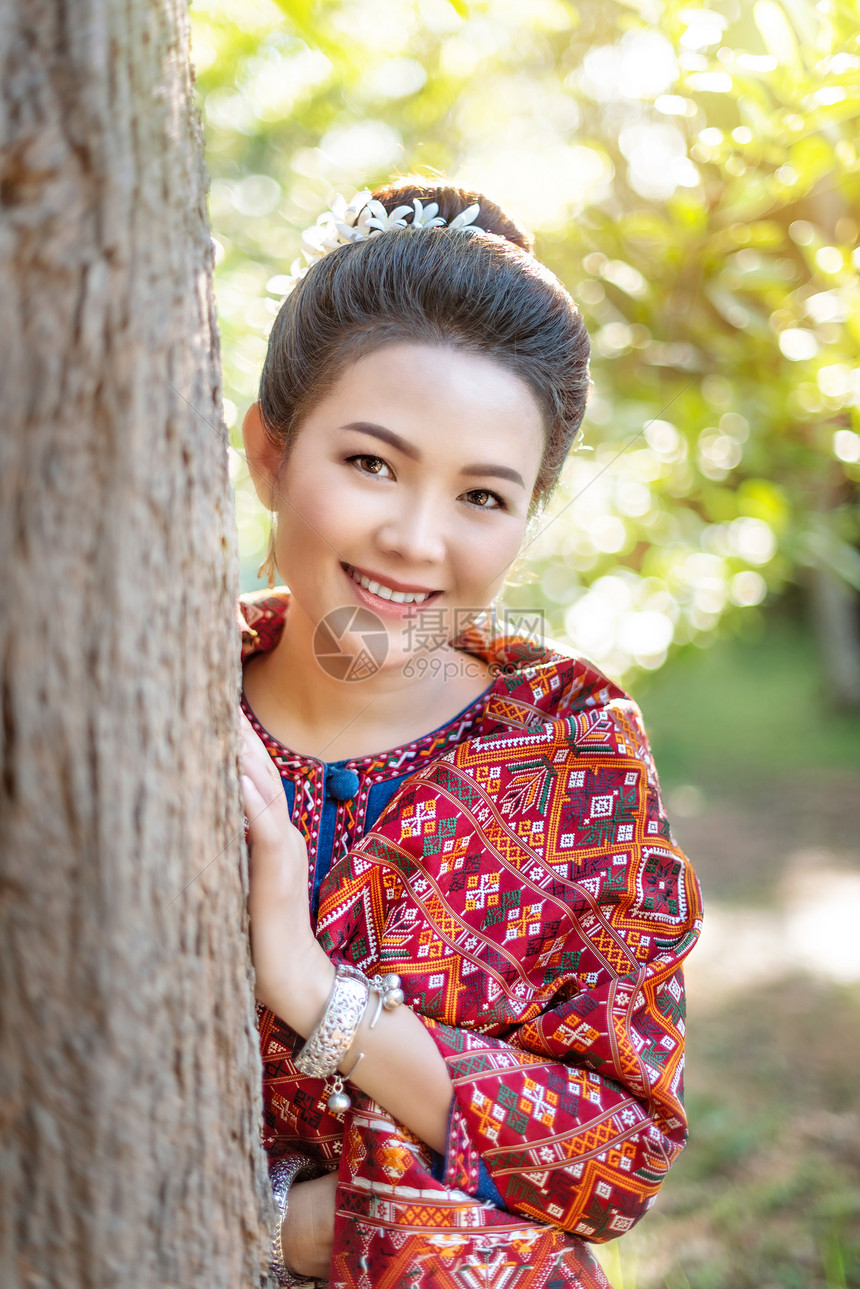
xmin=278 ymin=189 xmax=485 ymax=297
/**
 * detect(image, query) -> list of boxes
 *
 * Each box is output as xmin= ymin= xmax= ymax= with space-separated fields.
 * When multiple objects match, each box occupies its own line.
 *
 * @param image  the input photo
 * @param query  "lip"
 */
xmin=340 ymin=562 xmax=441 ymax=595
xmin=340 ymin=562 xmax=442 ymax=619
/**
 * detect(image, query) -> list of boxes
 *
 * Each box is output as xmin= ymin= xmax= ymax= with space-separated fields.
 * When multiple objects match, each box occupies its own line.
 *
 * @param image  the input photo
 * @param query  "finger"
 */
xmin=240 ymin=733 xmax=273 ymax=776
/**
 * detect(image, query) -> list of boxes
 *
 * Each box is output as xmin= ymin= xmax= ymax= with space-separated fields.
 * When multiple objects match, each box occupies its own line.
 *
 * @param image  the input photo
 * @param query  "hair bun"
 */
xmin=370 ymin=177 xmax=534 ymax=255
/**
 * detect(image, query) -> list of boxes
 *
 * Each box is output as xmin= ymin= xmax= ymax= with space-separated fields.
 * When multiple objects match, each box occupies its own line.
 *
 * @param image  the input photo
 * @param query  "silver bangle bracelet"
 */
xmin=270 ymin=1157 xmax=318 ymax=1288
xmin=293 ymin=963 xmax=406 ymax=1117
xmin=294 ymin=963 xmax=370 ymax=1080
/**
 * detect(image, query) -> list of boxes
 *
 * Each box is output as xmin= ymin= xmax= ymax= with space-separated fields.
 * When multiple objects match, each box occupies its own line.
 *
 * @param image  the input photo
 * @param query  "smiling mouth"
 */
xmin=341 ymin=563 xmax=441 ymax=604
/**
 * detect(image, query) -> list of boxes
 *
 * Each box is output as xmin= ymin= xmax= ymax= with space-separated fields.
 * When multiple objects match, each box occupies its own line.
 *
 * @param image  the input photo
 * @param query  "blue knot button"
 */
xmin=327 ymin=767 xmax=360 ymax=801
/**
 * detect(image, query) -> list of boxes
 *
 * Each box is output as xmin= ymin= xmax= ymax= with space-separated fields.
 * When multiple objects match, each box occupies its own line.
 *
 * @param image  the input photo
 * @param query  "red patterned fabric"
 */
xmin=238 ymin=590 xmax=703 ymax=1289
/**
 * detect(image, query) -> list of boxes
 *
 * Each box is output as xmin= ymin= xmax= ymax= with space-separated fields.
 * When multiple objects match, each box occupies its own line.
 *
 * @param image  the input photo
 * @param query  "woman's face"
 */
xmin=245 ymin=341 xmax=545 ymax=678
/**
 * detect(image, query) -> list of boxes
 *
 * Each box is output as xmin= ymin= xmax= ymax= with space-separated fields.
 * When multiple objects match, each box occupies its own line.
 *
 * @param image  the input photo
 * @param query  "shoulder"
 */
xmin=457 ymin=612 xmax=632 ymax=732
xmin=446 ymin=618 xmax=666 ymax=796
xmin=236 ymin=586 xmax=291 ymax=662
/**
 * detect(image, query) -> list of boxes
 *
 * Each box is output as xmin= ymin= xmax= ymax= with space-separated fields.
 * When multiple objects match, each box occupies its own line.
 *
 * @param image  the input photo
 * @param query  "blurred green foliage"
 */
xmin=190 ymin=0 xmax=860 ymax=681
xmin=636 ymin=614 xmax=860 ymax=792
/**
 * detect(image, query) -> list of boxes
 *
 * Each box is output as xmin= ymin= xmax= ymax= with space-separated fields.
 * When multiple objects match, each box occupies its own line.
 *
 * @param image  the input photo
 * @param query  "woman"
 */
xmin=237 ymin=179 xmax=702 ymax=1289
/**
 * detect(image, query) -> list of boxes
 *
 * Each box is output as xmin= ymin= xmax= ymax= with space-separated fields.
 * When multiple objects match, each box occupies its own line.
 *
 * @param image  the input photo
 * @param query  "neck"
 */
xmin=250 ymin=592 xmax=486 ymax=760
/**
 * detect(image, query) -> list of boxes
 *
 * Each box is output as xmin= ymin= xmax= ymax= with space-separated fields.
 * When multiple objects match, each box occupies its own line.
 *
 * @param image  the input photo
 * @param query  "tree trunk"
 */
xmin=809 ymin=565 xmax=860 ymax=711
xmin=0 ymin=3 xmax=272 ymax=1286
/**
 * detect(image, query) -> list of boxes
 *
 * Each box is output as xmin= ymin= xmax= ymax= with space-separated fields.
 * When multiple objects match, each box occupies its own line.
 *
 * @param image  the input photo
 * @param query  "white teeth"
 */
xmin=347 ymin=566 xmax=432 ymax=604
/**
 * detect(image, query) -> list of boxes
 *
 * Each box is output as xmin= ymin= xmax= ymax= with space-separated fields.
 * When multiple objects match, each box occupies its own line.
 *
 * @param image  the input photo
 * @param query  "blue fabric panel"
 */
xmin=474 ymin=1160 xmax=507 ymax=1208
xmin=307 ymin=766 xmax=418 ymax=918
xmin=312 ymin=786 xmax=339 ymax=919
xmin=366 ymin=773 xmax=416 ymax=823
xmin=282 ymin=778 xmax=296 ymax=816
xmin=427 ymin=1145 xmax=506 ymax=1209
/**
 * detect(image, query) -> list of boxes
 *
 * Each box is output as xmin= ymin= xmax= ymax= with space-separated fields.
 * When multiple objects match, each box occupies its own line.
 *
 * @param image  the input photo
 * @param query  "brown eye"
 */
xmin=347 ymin=453 xmax=390 ymax=477
xmin=464 ymin=488 xmax=505 ymax=511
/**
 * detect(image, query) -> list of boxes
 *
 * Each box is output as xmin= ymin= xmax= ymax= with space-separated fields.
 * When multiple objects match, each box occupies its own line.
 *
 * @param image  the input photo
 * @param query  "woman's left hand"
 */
xmin=239 ymin=708 xmax=332 ymax=1026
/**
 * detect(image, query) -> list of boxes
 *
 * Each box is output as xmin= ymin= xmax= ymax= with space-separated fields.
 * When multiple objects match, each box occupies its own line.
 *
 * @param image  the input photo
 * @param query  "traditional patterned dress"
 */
xmin=238 ymin=589 xmax=703 ymax=1289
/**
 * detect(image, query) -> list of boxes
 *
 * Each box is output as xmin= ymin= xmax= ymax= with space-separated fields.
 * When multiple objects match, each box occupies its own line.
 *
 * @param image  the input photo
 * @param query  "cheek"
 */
xmin=455 ymin=524 xmax=524 ymax=591
xmin=282 ymin=461 xmax=362 ymax=548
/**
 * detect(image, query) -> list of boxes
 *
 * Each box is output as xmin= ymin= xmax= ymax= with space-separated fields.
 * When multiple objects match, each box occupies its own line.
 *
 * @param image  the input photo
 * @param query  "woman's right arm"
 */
xmin=313 ymin=702 xmax=704 ymax=1241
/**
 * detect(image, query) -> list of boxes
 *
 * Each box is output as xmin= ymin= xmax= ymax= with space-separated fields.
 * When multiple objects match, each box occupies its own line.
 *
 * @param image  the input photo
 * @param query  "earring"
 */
xmin=256 ymin=519 xmax=278 ymax=591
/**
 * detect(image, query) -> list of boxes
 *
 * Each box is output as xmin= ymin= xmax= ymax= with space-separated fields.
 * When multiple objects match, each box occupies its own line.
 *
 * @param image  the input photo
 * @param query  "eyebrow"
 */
xmin=338 ymin=421 xmax=526 ymax=489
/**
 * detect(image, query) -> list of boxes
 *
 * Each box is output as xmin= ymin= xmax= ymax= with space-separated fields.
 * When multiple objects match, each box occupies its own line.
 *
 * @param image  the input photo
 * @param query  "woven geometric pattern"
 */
xmin=237 ymin=591 xmax=703 ymax=1288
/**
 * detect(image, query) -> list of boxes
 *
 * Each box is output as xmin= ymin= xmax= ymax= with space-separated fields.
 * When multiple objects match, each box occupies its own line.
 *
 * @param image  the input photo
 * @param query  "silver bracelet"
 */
xmin=294 ymin=963 xmax=370 ymax=1080
xmin=270 ymin=1157 xmax=318 ymax=1287
xmin=294 ymin=964 xmax=406 ymax=1116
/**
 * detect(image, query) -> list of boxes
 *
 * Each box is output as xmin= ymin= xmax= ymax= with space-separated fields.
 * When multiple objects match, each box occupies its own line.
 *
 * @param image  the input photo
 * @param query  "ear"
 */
xmin=242 ymin=402 xmax=284 ymax=511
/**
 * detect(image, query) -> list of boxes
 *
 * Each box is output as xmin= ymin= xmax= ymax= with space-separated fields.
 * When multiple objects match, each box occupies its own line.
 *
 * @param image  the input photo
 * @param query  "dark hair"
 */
xmin=258 ymin=177 xmax=590 ymax=521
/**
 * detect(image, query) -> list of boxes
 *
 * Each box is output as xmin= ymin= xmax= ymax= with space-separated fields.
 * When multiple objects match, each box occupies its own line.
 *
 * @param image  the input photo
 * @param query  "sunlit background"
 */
xmin=190 ymin=1 xmax=860 ymax=1283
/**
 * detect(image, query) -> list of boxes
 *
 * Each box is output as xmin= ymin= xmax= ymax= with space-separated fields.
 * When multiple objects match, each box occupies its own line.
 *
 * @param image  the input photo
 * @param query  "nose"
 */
xmin=375 ymin=491 xmax=447 ymax=569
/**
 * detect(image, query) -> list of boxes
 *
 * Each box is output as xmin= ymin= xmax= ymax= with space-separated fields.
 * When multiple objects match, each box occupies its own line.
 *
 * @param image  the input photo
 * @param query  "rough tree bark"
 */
xmin=0 ymin=2 xmax=273 ymax=1286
